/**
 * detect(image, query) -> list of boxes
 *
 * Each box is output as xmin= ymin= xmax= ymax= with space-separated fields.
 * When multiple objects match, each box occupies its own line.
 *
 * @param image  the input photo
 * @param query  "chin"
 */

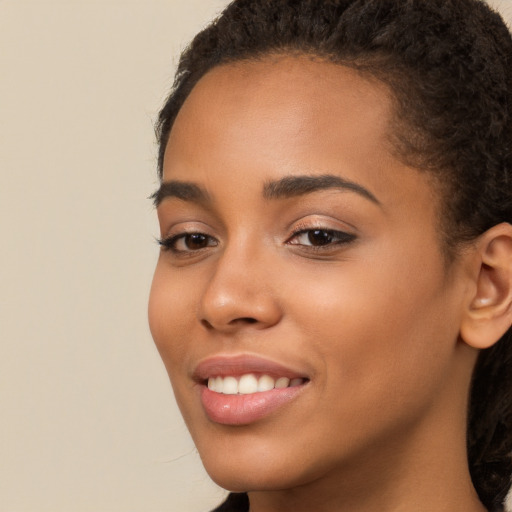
xmin=196 ymin=435 xmax=326 ymax=493
xmin=204 ymin=462 xmax=303 ymax=493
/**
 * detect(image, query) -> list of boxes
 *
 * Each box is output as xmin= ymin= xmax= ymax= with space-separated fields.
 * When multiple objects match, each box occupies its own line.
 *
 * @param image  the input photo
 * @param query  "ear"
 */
xmin=460 ymin=222 xmax=512 ymax=349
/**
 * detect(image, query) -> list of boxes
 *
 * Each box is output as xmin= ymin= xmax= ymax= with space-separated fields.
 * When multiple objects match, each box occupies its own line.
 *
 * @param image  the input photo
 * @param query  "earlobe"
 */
xmin=460 ymin=223 xmax=512 ymax=350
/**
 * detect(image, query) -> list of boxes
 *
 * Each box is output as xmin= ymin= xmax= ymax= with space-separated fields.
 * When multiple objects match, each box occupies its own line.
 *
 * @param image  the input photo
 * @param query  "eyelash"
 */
xmin=157 ymin=228 xmax=356 ymax=254
xmin=286 ymin=228 xmax=357 ymax=249
xmin=157 ymin=232 xmax=218 ymax=253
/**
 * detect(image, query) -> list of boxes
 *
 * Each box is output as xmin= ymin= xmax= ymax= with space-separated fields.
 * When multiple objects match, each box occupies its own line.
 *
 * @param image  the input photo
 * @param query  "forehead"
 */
xmin=165 ymin=55 xmax=395 ymax=177
xmin=182 ymin=55 xmax=390 ymax=118
xmin=162 ymin=56 xmax=441 ymax=232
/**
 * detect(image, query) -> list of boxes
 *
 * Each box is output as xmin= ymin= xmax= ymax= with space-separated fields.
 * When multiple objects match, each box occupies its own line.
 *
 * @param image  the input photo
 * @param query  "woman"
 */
xmin=148 ymin=1 xmax=512 ymax=511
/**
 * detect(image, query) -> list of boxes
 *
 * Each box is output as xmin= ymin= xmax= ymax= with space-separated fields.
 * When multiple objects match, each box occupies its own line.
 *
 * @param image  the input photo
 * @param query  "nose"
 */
xmin=198 ymin=246 xmax=282 ymax=333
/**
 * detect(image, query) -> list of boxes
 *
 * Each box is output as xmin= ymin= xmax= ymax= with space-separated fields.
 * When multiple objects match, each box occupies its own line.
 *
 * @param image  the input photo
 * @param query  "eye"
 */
xmin=288 ymin=228 xmax=356 ymax=248
xmin=158 ymin=232 xmax=218 ymax=253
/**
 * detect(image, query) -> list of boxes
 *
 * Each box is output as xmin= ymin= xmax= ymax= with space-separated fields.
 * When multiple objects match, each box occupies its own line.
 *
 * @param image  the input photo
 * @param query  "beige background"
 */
xmin=1 ymin=1 xmax=511 ymax=511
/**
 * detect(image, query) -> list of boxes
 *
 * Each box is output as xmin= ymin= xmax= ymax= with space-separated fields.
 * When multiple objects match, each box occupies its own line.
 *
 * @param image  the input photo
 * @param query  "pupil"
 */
xmin=187 ymin=234 xmax=207 ymax=249
xmin=308 ymin=230 xmax=332 ymax=246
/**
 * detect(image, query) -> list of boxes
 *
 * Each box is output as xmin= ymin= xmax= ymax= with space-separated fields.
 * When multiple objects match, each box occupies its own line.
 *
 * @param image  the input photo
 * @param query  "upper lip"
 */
xmin=192 ymin=353 xmax=309 ymax=382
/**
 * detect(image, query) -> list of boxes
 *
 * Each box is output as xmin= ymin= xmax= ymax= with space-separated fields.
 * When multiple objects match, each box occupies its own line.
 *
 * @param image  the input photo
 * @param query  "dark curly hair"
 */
xmin=156 ymin=0 xmax=512 ymax=509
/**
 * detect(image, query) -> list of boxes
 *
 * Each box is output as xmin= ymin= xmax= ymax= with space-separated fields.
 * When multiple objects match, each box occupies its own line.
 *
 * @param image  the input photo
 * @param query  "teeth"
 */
xmin=257 ymin=374 xmax=275 ymax=392
xmin=223 ymin=376 xmax=238 ymax=395
xmin=238 ymin=374 xmax=258 ymax=394
xmin=207 ymin=374 xmax=305 ymax=395
xmin=275 ymin=377 xmax=290 ymax=389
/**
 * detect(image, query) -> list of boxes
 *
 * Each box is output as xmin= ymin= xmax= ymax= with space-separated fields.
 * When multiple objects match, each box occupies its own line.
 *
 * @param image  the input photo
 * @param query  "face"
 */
xmin=149 ymin=56 xmax=471 ymax=493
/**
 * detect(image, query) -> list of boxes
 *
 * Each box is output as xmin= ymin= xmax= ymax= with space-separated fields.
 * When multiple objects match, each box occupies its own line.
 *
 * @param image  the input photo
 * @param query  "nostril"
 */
xmin=200 ymin=317 xmax=257 ymax=330
xmin=201 ymin=319 xmax=214 ymax=330
xmin=199 ymin=316 xmax=266 ymax=331
xmin=235 ymin=317 xmax=258 ymax=325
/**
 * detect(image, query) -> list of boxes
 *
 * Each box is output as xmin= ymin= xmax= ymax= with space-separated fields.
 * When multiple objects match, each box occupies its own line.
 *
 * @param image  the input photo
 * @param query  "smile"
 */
xmin=194 ymin=354 xmax=310 ymax=425
xmin=207 ymin=373 xmax=306 ymax=395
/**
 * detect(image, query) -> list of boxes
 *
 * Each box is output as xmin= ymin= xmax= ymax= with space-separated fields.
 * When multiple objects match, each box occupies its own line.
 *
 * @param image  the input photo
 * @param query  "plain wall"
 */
xmin=1 ymin=1 xmax=511 ymax=511
xmin=0 ymin=1 xmax=230 ymax=511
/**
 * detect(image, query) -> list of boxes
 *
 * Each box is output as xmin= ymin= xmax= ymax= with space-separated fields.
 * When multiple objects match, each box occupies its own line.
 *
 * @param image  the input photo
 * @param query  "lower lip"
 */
xmin=200 ymin=384 xmax=306 ymax=425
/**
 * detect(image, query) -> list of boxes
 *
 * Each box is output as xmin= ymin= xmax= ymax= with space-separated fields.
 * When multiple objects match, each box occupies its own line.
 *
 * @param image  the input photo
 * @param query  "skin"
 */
xmin=149 ymin=56 xmax=491 ymax=512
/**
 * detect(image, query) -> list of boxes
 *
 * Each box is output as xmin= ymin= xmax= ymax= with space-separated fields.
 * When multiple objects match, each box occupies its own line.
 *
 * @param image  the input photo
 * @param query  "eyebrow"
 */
xmin=151 ymin=180 xmax=210 ymax=207
xmin=151 ymin=173 xmax=380 ymax=208
xmin=263 ymin=174 xmax=380 ymax=205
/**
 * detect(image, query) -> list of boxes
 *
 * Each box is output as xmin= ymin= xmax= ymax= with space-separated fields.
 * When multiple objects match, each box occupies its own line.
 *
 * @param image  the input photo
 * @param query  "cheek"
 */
xmin=281 ymin=252 xmax=457 ymax=406
xmin=148 ymin=261 xmax=194 ymax=372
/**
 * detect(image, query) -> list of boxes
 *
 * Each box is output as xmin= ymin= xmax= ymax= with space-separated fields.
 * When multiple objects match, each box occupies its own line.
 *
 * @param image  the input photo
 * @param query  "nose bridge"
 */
xmin=199 ymin=235 xmax=281 ymax=331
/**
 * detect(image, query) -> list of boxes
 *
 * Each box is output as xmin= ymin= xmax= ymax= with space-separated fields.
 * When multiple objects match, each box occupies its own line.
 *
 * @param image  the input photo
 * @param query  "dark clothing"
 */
xmin=211 ymin=493 xmax=249 ymax=512
xmin=211 ymin=492 xmax=505 ymax=512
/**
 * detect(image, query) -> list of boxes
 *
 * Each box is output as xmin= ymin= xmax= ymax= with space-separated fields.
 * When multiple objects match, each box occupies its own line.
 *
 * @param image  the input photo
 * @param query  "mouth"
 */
xmin=206 ymin=373 xmax=307 ymax=395
xmin=193 ymin=354 xmax=310 ymax=425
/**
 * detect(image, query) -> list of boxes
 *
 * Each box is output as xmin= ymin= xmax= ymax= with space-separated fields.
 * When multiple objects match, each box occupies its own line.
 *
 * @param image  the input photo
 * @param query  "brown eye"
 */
xmin=158 ymin=232 xmax=218 ymax=253
xmin=307 ymin=230 xmax=335 ymax=246
xmin=288 ymin=228 xmax=356 ymax=248
xmin=183 ymin=233 xmax=210 ymax=250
